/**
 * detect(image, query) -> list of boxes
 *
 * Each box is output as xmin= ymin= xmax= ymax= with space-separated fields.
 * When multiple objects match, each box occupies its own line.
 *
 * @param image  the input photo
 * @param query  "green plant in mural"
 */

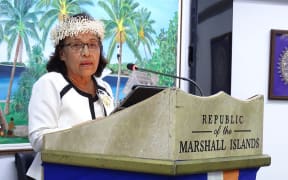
xmin=11 ymin=45 xmax=47 ymax=124
xmin=98 ymin=0 xmax=141 ymax=62
xmin=144 ymin=12 xmax=178 ymax=87
xmin=98 ymin=0 xmax=142 ymax=103
xmin=135 ymin=7 xmax=156 ymax=61
xmin=36 ymin=0 xmax=94 ymax=48
xmin=0 ymin=0 xmax=41 ymax=114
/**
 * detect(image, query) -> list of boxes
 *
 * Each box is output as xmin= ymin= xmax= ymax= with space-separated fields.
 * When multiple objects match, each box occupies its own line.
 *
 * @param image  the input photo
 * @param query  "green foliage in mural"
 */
xmin=134 ymin=7 xmax=156 ymax=60
xmin=143 ymin=12 xmax=178 ymax=87
xmin=98 ymin=0 xmax=141 ymax=62
xmin=11 ymin=45 xmax=47 ymax=125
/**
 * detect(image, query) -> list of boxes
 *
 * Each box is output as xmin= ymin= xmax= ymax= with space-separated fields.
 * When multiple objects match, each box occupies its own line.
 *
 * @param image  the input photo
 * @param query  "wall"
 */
xmin=0 ymin=155 xmax=17 ymax=180
xmin=232 ymin=0 xmax=288 ymax=179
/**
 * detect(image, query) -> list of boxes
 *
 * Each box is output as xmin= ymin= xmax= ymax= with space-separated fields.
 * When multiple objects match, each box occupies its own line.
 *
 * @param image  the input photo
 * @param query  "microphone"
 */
xmin=127 ymin=63 xmax=203 ymax=96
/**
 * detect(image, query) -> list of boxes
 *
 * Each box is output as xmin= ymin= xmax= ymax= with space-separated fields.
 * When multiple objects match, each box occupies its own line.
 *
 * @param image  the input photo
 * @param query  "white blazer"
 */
xmin=27 ymin=72 xmax=114 ymax=179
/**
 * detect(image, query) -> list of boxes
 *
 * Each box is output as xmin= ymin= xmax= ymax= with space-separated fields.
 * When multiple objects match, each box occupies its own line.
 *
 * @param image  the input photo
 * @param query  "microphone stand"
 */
xmin=135 ymin=67 xmax=204 ymax=96
xmin=115 ymin=45 xmax=121 ymax=106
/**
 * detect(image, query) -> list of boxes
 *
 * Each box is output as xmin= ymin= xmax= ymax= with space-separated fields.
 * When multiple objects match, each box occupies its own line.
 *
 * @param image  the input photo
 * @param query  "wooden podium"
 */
xmin=41 ymin=88 xmax=271 ymax=180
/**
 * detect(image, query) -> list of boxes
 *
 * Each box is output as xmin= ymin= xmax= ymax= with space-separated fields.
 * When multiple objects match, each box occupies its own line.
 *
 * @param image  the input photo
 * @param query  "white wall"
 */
xmin=0 ymin=144 xmax=31 ymax=180
xmin=0 ymin=155 xmax=17 ymax=180
xmin=232 ymin=0 xmax=288 ymax=179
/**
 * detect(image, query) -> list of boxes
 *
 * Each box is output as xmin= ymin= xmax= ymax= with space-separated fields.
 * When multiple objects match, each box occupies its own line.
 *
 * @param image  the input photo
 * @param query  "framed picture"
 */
xmin=268 ymin=29 xmax=288 ymax=100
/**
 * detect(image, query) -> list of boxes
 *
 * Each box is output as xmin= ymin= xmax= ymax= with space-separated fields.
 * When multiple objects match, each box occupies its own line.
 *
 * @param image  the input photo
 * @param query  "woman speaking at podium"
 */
xmin=27 ymin=13 xmax=114 ymax=179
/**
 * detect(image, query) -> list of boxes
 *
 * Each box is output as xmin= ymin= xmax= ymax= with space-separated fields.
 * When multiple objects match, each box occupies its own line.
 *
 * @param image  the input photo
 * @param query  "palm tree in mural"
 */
xmin=135 ymin=8 xmax=156 ymax=61
xmin=36 ymin=0 xmax=94 ymax=48
xmin=12 ymin=45 xmax=47 ymax=124
xmin=98 ymin=0 xmax=141 ymax=104
xmin=0 ymin=0 xmax=41 ymax=114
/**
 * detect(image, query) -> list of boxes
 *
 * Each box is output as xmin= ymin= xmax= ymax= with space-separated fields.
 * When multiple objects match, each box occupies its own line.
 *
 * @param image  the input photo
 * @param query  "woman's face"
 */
xmin=60 ymin=32 xmax=100 ymax=79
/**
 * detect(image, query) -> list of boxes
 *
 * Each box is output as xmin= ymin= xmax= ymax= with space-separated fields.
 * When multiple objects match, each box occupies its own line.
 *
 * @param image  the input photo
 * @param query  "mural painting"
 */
xmin=0 ymin=0 xmax=178 ymax=149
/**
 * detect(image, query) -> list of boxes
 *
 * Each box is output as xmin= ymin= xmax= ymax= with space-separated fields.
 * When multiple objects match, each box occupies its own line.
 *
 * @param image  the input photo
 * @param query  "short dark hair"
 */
xmin=46 ymin=13 xmax=107 ymax=77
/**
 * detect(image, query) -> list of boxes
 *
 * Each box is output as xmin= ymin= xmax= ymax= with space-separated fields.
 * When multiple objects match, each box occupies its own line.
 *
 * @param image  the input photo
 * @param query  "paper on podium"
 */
xmin=43 ymin=88 xmax=264 ymax=161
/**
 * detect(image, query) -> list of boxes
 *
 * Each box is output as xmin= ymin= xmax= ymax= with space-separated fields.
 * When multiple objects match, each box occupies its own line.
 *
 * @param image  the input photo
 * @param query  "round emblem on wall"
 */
xmin=279 ymin=47 xmax=288 ymax=84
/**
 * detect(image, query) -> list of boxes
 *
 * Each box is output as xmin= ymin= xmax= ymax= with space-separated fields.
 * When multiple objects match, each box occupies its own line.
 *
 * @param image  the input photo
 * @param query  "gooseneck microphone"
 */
xmin=127 ymin=63 xmax=203 ymax=96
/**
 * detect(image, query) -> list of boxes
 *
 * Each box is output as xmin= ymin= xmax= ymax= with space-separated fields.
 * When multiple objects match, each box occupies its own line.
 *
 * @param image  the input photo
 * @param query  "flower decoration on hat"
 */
xmin=50 ymin=15 xmax=105 ymax=46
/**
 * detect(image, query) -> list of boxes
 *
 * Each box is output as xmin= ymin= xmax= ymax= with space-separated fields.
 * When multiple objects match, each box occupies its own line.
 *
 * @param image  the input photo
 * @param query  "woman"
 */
xmin=27 ymin=13 xmax=114 ymax=179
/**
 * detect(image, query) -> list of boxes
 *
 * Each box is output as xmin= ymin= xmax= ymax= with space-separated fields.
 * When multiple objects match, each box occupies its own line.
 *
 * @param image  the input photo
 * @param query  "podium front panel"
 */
xmin=43 ymin=162 xmax=260 ymax=180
